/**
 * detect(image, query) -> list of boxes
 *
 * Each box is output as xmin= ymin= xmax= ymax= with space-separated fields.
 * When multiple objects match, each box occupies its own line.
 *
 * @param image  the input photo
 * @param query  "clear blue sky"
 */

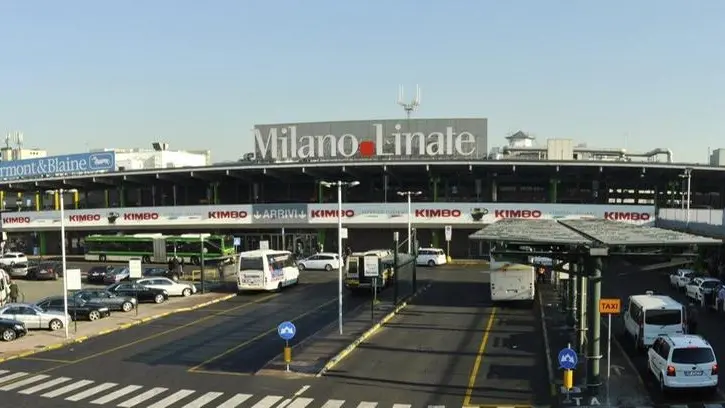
xmin=1 ymin=0 xmax=723 ymax=163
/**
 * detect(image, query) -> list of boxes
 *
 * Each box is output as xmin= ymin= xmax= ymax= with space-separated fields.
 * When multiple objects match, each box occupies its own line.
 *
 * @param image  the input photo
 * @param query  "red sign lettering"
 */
xmin=69 ymin=214 xmax=101 ymax=222
xmin=494 ymin=209 xmax=543 ymax=219
xmin=310 ymin=209 xmax=355 ymax=218
xmin=604 ymin=212 xmax=650 ymax=222
xmin=2 ymin=216 xmax=31 ymax=224
xmin=208 ymin=210 xmax=248 ymax=219
xmin=123 ymin=212 xmax=159 ymax=221
xmin=414 ymin=209 xmax=462 ymax=218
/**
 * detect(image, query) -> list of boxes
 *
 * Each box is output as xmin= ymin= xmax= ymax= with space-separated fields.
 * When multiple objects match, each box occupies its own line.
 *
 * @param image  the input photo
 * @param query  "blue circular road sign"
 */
xmin=278 ymin=321 xmax=297 ymax=341
xmin=558 ymin=347 xmax=578 ymax=370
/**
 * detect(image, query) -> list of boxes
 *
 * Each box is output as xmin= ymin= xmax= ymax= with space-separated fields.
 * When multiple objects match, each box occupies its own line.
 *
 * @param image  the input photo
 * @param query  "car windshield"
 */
xmin=672 ymin=347 xmax=715 ymax=364
xmin=703 ymin=281 xmax=719 ymax=289
xmin=645 ymin=309 xmax=681 ymax=326
xmin=240 ymin=257 xmax=264 ymax=271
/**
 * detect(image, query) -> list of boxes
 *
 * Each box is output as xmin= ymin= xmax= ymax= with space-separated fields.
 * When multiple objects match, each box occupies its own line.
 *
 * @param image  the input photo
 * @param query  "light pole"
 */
xmin=679 ymin=168 xmax=692 ymax=226
xmin=319 ymin=180 xmax=359 ymax=335
xmin=45 ymin=188 xmax=77 ymax=339
xmin=397 ymin=191 xmax=422 ymax=254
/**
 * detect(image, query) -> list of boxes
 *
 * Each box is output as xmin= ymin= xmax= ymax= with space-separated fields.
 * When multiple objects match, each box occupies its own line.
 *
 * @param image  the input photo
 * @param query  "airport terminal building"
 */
xmin=0 ymin=117 xmax=722 ymax=258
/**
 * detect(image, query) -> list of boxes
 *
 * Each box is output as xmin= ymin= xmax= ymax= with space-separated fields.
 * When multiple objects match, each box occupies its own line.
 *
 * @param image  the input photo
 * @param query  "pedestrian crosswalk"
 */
xmin=2 ymin=369 xmax=517 ymax=408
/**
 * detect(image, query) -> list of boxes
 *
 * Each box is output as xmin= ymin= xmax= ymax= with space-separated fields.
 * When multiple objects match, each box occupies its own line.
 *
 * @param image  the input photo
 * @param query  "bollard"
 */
xmin=564 ymin=369 xmax=574 ymax=390
xmin=284 ymin=346 xmax=292 ymax=372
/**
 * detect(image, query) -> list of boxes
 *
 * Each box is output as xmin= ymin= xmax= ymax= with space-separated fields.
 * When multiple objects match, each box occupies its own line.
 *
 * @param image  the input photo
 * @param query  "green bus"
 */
xmin=83 ymin=233 xmax=235 ymax=264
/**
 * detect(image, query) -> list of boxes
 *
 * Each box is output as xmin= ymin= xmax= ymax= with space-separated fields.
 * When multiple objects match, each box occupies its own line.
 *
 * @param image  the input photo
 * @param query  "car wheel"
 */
xmin=121 ymin=301 xmax=134 ymax=312
xmin=325 ymin=264 xmax=332 ymax=271
xmin=428 ymin=260 xmax=436 ymax=267
xmin=660 ymin=375 xmax=668 ymax=394
xmin=88 ymin=310 xmax=101 ymax=321
xmin=49 ymin=319 xmax=64 ymax=331
xmin=154 ymin=294 xmax=165 ymax=304
xmin=1 ymin=328 xmax=17 ymax=342
xmin=277 ymin=282 xmax=283 ymax=292
xmin=142 ymin=255 xmax=151 ymax=263
xmin=298 ymin=264 xmax=306 ymax=271
xmin=182 ymin=288 xmax=192 ymax=297
xmin=99 ymin=255 xmax=107 ymax=262
xmin=190 ymin=256 xmax=200 ymax=266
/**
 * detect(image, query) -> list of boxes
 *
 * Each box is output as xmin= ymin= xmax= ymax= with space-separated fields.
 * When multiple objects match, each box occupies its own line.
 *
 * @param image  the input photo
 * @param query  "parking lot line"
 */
xmin=23 ymin=357 xmax=75 ymax=364
xmin=462 ymin=308 xmax=497 ymax=407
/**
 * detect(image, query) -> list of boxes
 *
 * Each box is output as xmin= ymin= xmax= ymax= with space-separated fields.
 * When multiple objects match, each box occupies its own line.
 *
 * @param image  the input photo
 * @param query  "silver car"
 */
xmin=0 ymin=303 xmax=69 ymax=331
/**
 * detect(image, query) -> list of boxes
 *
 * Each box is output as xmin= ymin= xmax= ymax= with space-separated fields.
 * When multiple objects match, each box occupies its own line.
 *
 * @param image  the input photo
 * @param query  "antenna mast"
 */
xmin=397 ymin=85 xmax=421 ymax=119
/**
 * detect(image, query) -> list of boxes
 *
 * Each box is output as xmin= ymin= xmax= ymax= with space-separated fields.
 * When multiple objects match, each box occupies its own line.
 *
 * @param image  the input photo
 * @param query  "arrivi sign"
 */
xmin=254 ymin=123 xmax=477 ymax=160
xmin=0 ymin=203 xmax=656 ymax=231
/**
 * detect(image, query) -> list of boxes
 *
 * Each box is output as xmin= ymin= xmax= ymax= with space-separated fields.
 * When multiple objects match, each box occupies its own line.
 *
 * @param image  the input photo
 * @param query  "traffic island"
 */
xmin=256 ymin=280 xmax=430 ymax=377
xmin=539 ymin=283 xmax=651 ymax=407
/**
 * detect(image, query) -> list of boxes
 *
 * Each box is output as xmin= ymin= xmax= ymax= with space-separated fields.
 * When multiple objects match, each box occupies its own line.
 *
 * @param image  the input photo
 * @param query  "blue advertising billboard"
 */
xmin=0 ymin=152 xmax=116 ymax=180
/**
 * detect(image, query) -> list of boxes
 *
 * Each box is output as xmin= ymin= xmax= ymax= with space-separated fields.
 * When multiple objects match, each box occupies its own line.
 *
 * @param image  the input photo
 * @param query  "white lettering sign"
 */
xmin=253 ymin=123 xmax=477 ymax=160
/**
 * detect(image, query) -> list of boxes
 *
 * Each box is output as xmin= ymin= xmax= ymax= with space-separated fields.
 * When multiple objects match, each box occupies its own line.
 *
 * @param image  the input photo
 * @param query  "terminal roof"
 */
xmin=468 ymin=219 xmax=593 ymax=245
xmin=559 ymin=219 xmax=723 ymax=246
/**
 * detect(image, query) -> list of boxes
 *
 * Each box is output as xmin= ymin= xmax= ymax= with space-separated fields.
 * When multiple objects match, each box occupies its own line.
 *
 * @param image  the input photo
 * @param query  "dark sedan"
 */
xmin=143 ymin=267 xmax=179 ymax=281
xmin=35 ymin=296 xmax=111 ymax=321
xmin=74 ymin=290 xmax=137 ymax=312
xmin=26 ymin=261 xmax=62 ymax=280
xmin=106 ymin=282 xmax=169 ymax=304
xmin=87 ymin=265 xmax=114 ymax=283
xmin=0 ymin=318 xmax=27 ymax=342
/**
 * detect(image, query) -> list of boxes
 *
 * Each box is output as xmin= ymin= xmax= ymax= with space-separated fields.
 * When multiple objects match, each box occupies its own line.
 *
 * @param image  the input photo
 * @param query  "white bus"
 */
xmin=489 ymin=262 xmax=536 ymax=307
xmin=236 ymin=250 xmax=299 ymax=292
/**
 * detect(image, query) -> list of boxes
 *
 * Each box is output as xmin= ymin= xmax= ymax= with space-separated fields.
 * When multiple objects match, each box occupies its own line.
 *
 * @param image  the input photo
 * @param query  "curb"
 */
xmin=0 ymin=293 xmax=236 ymax=364
xmin=450 ymin=259 xmax=489 ymax=266
xmin=315 ymin=282 xmax=432 ymax=377
xmin=538 ymin=287 xmax=556 ymax=398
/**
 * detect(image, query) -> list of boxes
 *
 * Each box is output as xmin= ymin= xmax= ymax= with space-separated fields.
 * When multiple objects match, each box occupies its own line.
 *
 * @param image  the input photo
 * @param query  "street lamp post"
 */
xmin=397 ymin=191 xmax=422 ymax=254
xmin=679 ymin=168 xmax=693 ymax=226
xmin=45 ymin=188 xmax=78 ymax=340
xmin=319 ymin=180 xmax=359 ymax=335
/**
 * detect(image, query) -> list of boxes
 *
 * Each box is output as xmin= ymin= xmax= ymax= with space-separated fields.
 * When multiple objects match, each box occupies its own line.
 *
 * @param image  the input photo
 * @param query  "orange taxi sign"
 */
xmin=599 ymin=298 xmax=621 ymax=314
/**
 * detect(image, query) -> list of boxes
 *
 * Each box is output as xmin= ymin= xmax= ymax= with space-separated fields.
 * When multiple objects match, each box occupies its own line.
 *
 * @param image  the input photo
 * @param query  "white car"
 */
xmin=135 ymin=277 xmax=196 ymax=297
xmin=685 ymin=277 xmax=721 ymax=303
xmin=298 ymin=253 xmax=343 ymax=271
xmin=669 ymin=269 xmax=695 ymax=290
xmin=0 ymin=252 xmax=28 ymax=267
xmin=416 ymin=248 xmax=447 ymax=266
xmin=648 ymin=335 xmax=718 ymax=393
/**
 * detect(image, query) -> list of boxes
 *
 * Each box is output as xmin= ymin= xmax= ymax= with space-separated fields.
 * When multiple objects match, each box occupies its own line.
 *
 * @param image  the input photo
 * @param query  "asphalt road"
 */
xmin=604 ymin=259 xmax=725 ymax=405
xmin=314 ymin=268 xmax=550 ymax=407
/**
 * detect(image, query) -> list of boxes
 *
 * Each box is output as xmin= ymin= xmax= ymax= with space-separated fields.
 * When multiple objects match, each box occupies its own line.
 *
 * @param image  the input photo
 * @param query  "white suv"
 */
xmin=0 ymin=252 xmax=28 ymax=267
xmin=416 ymin=248 xmax=447 ymax=267
xmin=648 ymin=335 xmax=718 ymax=393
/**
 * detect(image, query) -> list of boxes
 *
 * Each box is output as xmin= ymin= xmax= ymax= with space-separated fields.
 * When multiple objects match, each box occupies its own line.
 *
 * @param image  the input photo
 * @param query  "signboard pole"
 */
xmin=607 ymin=313 xmax=612 ymax=405
xmin=371 ymin=277 xmax=376 ymax=321
xmin=200 ymin=235 xmax=206 ymax=294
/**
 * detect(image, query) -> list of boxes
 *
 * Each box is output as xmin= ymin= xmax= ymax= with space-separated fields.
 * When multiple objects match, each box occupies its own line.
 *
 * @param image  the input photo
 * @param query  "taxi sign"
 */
xmin=599 ymin=298 xmax=621 ymax=314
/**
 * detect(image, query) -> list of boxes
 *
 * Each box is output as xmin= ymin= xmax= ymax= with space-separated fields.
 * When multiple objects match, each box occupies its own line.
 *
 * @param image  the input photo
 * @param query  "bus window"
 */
xmin=239 ymin=257 xmax=264 ymax=271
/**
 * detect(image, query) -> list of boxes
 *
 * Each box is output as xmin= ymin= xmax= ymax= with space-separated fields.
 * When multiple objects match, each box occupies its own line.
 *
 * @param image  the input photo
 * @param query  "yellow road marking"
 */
xmin=188 ymin=296 xmax=339 ymax=372
xmin=463 ymin=308 xmax=497 ymax=407
xmin=189 ymin=369 xmax=251 ymax=377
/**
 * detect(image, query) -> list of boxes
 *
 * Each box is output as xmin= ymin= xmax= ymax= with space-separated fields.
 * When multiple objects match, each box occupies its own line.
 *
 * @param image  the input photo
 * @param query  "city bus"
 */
xmin=83 ymin=233 xmax=235 ymax=264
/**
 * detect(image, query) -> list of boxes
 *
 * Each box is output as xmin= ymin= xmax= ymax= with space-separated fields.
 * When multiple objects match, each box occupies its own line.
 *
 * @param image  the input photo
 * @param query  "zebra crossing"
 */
xmin=0 ymin=369 xmax=459 ymax=408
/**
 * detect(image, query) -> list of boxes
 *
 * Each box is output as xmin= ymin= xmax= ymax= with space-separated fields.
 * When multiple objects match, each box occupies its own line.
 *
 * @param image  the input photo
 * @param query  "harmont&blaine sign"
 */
xmin=252 ymin=204 xmax=308 ymax=224
xmin=253 ymin=118 xmax=487 ymax=160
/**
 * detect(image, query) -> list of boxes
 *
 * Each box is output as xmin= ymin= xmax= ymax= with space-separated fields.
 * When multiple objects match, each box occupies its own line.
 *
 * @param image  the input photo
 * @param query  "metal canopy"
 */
xmin=560 ymin=219 xmax=723 ymax=246
xmin=469 ymin=218 xmax=722 ymax=247
xmin=468 ymin=219 xmax=593 ymax=245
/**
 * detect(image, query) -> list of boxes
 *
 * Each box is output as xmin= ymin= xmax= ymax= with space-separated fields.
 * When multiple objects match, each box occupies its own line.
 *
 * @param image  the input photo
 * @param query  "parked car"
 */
xmin=143 ymin=267 xmax=180 ymax=281
xmin=669 ymin=268 xmax=696 ymax=290
xmin=136 ymin=277 xmax=196 ymax=297
xmin=0 ymin=252 xmax=28 ymax=267
xmin=0 ymin=303 xmax=69 ymax=331
xmin=686 ymin=277 xmax=721 ymax=304
xmin=87 ymin=265 xmax=114 ymax=283
xmin=6 ymin=264 xmax=29 ymax=278
xmin=648 ymin=335 xmax=718 ymax=393
xmin=35 ymin=296 xmax=111 ymax=321
xmin=106 ymin=282 xmax=169 ymax=304
xmin=104 ymin=267 xmax=131 ymax=284
xmin=298 ymin=253 xmax=343 ymax=271
xmin=0 ymin=318 xmax=27 ymax=342
xmin=416 ymin=248 xmax=448 ymax=266
xmin=27 ymin=261 xmax=62 ymax=280
xmin=74 ymin=289 xmax=137 ymax=312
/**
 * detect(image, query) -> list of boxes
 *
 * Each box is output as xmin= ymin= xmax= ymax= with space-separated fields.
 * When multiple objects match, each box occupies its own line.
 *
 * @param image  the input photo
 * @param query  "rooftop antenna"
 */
xmin=16 ymin=132 xmax=23 ymax=150
xmin=397 ymin=85 xmax=421 ymax=119
xmin=4 ymin=133 xmax=11 ymax=149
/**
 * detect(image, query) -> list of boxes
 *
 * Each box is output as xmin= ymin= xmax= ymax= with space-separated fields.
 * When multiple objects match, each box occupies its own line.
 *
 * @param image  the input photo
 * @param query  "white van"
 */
xmin=416 ymin=248 xmax=447 ymax=267
xmin=489 ymin=263 xmax=535 ymax=306
xmin=623 ymin=292 xmax=685 ymax=350
xmin=236 ymin=250 xmax=299 ymax=292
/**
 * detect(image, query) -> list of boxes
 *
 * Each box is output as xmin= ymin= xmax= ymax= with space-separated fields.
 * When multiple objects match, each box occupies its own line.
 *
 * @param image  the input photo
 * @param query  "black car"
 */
xmin=26 ymin=261 xmax=62 ymax=280
xmin=87 ymin=265 xmax=114 ymax=283
xmin=143 ymin=267 xmax=179 ymax=281
xmin=35 ymin=296 xmax=111 ymax=321
xmin=106 ymin=282 xmax=169 ymax=304
xmin=0 ymin=318 xmax=28 ymax=341
xmin=74 ymin=290 xmax=137 ymax=312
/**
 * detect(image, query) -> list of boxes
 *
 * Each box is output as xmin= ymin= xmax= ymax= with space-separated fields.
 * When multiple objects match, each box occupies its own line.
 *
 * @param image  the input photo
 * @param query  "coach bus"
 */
xmin=83 ymin=233 xmax=235 ymax=264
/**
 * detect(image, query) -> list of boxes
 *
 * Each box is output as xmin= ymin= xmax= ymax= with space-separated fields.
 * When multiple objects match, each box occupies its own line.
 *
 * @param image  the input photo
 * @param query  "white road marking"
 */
xmin=293 ymin=385 xmax=311 ymax=396
xmin=277 ymin=398 xmax=292 ymax=408
xmin=393 ymin=404 xmax=412 ymax=408
xmin=250 ymin=395 xmax=283 ymax=408
xmin=147 ymin=389 xmax=196 ymax=408
xmin=180 ymin=391 xmax=224 ymax=407
xmin=320 ymin=400 xmax=346 ymax=408
xmin=65 ymin=382 xmax=118 ymax=401
xmin=41 ymin=380 xmax=94 ymax=398
xmin=0 ymin=374 xmax=49 ymax=391
xmin=356 ymin=402 xmax=378 ymax=408
xmin=287 ymin=397 xmax=314 ymax=408
xmin=117 ymin=387 xmax=168 ymax=407
xmin=216 ymin=393 xmax=253 ymax=408
xmin=0 ymin=372 xmax=27 ymax=384
xmin=18 ymin=377 xmax=72 ymax=395
xmin=90 ymin=385 xmax=143 ymax=405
